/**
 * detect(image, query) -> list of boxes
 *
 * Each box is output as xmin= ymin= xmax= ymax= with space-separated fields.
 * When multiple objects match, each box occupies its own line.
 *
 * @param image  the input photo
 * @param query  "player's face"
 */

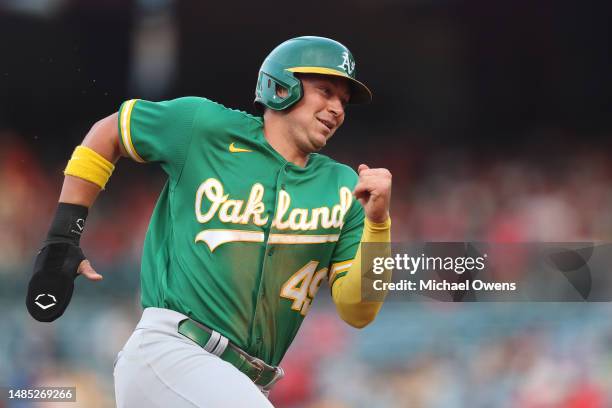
xmin=283 ymin=74 xmax=350 ymax=153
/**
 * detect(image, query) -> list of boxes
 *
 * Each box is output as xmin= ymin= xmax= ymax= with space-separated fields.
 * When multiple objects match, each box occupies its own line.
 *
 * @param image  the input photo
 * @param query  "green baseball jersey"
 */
xmin=117 ymin=97 xmax=364 ymax=365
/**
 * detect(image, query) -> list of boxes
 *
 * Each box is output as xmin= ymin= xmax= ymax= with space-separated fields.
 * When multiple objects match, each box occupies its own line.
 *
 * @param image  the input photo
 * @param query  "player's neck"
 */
xmin=263 ymin=118 xmax=309 ymax=168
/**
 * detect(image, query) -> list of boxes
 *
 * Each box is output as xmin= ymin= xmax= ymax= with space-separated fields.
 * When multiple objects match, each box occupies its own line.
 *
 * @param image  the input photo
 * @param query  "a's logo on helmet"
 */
xmin=337 ymin=51 xmax=355 ymax=76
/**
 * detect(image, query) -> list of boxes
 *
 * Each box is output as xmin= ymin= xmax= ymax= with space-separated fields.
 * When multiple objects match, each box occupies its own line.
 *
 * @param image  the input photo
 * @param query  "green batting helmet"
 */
xmin=255 ymin=36 xmax=372 ymax=111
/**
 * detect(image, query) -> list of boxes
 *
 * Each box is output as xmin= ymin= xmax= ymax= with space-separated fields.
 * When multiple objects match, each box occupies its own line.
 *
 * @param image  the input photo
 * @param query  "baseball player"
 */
xmin=26 ymin=36 xmax=392 ymax=407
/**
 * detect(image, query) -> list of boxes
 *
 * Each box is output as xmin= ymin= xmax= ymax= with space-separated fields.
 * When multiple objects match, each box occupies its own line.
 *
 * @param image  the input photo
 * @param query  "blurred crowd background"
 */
xmin=2 ymin=0 xmax=612 ymax=407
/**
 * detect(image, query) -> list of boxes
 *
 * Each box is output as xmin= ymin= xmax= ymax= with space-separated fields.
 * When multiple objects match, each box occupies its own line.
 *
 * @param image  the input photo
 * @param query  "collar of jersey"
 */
xmin=254 ymin=121 xmax=319 ymax=173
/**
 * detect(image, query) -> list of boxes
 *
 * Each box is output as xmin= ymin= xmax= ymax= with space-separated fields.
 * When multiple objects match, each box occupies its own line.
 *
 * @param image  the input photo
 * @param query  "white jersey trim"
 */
xmin=119 ymin=99 xmax=146 ymax=163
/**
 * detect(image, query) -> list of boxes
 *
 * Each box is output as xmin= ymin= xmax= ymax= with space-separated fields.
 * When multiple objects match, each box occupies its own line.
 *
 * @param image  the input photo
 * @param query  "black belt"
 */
xmin=177 ymin=318 xmax=284 ymax=390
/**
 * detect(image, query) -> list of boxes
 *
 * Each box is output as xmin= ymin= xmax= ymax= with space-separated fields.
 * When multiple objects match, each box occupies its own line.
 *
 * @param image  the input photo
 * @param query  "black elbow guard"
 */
xmin=26 ymin=203 xmax=88 ymax=322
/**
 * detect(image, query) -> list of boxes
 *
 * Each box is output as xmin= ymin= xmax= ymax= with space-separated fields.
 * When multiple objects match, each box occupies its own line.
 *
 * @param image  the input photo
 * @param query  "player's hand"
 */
xmin=353 ymin=164 xmax=392 ymax=224
xmin=26 ymin=243 xmax=102 ymax=322
xmin=78 ymin=258 xmax=103 ymax=281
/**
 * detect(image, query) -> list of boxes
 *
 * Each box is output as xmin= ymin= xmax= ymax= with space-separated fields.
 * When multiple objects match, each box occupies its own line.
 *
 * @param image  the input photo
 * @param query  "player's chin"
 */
xmin=320 ymin=126 xmax=336 ymax=143
xmin=309 ymin=131 xmax=329 ymax=150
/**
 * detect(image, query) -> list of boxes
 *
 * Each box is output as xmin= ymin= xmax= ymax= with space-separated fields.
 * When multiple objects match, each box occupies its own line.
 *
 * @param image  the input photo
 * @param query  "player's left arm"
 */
xmin=331 ymin=164 xmax=392 ymax=328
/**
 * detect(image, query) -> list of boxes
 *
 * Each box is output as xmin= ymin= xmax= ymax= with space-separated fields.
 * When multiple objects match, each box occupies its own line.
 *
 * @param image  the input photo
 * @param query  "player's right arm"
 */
xmin=26 ymin=113 xmax=122 ymax=322
xmin=26 ymin=112 xmax=125 ymax=322
xmin=27 ymin=97 xmax=203 ymax=322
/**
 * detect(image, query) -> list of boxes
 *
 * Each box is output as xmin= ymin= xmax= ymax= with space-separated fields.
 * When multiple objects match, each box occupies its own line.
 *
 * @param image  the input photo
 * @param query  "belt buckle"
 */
xmin=264 ymin=366 xmax=285 ymax=390
xmin=250 ymin=357 xmax=284 ymax=390
xmin=249 ymin=357 xmax=285 ymax=390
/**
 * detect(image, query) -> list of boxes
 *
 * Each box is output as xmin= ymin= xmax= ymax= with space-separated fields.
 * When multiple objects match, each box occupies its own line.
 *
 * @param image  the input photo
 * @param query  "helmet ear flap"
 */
xmin=255 ymin=68 xmax=302 ymax=111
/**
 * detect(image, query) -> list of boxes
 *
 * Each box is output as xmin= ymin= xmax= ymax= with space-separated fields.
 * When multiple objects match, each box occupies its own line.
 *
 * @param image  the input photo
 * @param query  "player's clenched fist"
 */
xmin=353 ymin=164 xmax=392 ymax=223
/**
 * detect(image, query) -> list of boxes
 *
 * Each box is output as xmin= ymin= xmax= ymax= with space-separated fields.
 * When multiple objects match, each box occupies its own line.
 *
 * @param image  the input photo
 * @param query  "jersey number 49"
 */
xmin=280 ymin=261 xmax=328 ymax=316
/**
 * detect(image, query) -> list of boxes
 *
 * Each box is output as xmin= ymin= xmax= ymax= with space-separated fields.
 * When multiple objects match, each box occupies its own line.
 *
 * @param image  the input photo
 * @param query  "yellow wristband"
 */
xmin=64 ymin=145 xmax=115 ymax=189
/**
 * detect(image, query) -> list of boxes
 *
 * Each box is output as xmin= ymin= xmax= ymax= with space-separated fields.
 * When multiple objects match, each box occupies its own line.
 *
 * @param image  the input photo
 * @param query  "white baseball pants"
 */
xmin=113 ymin=307 xmax=274 ymax=407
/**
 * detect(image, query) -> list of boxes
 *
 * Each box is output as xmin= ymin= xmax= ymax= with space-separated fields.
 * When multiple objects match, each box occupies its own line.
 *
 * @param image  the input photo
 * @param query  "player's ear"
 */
xmin=275 ymin=84 xmax=288 ymax=98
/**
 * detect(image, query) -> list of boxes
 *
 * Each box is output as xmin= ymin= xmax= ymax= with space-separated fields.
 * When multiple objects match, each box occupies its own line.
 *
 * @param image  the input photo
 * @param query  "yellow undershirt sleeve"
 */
xmin=332 ymin=217 xmax=392 ymax=328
